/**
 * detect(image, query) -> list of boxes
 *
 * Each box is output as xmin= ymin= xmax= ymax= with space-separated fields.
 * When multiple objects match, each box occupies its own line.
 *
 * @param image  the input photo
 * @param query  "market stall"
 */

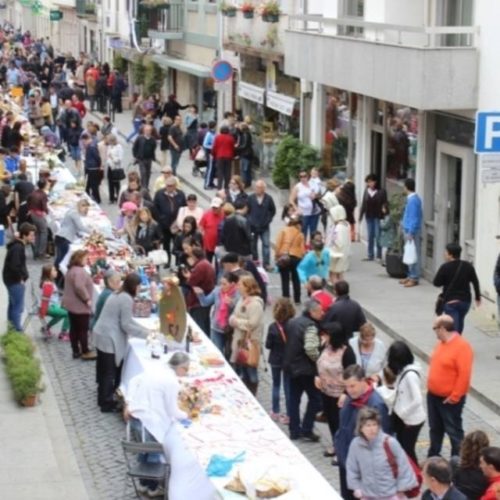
xmin=121 ymin=316 xmax=342 ymax=500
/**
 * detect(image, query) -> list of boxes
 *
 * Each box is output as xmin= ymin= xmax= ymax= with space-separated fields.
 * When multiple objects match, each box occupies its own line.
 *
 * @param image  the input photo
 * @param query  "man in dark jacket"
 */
xmin=247 ymin=180 xmax=276 ymax=270
xmin=133 ymin=124 xmax=157 ymax=191
xmin=110 ymin=71 xmax=126 ymax=113
xmin=282 ymin=299 xmax=324 ymax=441
xmin=221 ymin=198 xmax=252 ymax=258
xmin=323 ymin=280 xmax=366 ymax=339
xmin=2 ymin=222 xmax=36 ymax=331
xmin=153 ymin=178 xmax=186 ymax=267
xmin=421 ymin=457 xmax=466 ymax=500
xmin=83 ymin=134 xmax=102 ymax=203
xmin=334 ymin=364 xmax=390 ymax=500
xmin=237 ymin=122 xmax=254 ymax=187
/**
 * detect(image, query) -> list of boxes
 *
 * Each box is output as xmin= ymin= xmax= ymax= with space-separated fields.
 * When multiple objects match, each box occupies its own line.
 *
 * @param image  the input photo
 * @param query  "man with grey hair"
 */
xmin=282 ymin=299 xmax=324 ymax=441
xmin=247 ymin=179 xmax=276 ymax=270
xmin=307 ymin=274 xmax=334 ymax=312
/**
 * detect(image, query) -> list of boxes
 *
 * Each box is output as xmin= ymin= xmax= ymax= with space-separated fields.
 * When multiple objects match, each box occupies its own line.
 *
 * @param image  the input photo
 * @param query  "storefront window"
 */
xmin=323 ymin=87 xmax=352 ymax=177
xmin=385 ymin=103 xmax=418 ymax=189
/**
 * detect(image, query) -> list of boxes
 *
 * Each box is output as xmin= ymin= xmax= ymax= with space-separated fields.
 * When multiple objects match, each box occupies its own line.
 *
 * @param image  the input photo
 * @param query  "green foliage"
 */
xmin=144 ymin=62 xmax=165 ymax=96
xmin=388 ymin=192 xmax=406 ymax=253
xmin=132 ymin=58 xmax=146 ymax=86
xmin=113 ymin=53 xmax=128 ymax=75
xmin=272 ymin=135 xmax=319 ymax=189
xmin=2 ymin=328 xmax=43 ymax=404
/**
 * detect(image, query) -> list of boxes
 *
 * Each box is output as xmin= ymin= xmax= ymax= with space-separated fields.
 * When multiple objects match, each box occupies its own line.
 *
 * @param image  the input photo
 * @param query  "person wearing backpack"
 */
xmin=386 ymin=340 xmax=426 ymax=465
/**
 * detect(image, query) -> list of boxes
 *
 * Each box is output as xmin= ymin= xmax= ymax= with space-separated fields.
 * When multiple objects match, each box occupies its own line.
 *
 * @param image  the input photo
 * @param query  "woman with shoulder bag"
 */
xmin=386 ymin=340 xmax=425 ymax=465
xmin=346 ymin=407 xmax=418 ymax=499
xmin=228 ymin=274 xmax=265 ymax=395
xmin=274 ymin=214 xmax=305 ymax=305
xmin=106 ymin=134 xmax=124 ymax=204
xmin=315 ymin=321 xmax=356 ymax=460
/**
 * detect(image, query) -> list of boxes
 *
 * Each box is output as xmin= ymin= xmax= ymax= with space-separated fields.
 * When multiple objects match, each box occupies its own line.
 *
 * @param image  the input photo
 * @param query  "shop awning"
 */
xmin=238 ymin=82 xmax=265 ymax=105
xmin=266 ymin=91 xmax=296 ymax=116
xmin=151 ymin=54 xmax=211 ymax=78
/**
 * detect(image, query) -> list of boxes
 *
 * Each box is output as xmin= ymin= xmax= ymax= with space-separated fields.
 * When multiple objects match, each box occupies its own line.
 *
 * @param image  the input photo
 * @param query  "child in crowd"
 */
xmin=39 ymin=264 xmax=69 ymax=340
xmin=265 ymin=297 xmax=295 ymax=424
xmin=378 ymin=203 xmax=396 ymax=266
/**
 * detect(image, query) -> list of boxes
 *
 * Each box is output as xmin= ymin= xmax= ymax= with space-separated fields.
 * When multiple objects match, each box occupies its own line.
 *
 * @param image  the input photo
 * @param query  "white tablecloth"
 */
xmin=121 ymin=316 xmax=342 ymax=500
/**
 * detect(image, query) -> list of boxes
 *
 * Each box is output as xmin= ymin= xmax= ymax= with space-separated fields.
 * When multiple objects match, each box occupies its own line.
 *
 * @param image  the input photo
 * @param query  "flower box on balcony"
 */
xmin=243 ymin=10 xmax=254 ymax=19
xmin=262 ymin=13 xmax=279 ymax=22
xmin=241 ymin=2 xmax=254 ymax=18
xmin=221 ymin=3 xmax=237 ymax=17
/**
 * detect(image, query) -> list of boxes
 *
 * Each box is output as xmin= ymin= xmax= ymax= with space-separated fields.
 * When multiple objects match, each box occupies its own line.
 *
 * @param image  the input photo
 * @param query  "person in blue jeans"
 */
xmin=358 ymin=173 xmax=387 ymax=261
xmin=400 ymin=178 xmax=423 ymax=287
xmin=2 ymin=222 xmax=36 ymax=331
xmin=265 ymin=298 xmax=295 ymax=424
xmin=433 ymin=243 xmax=481 ymax=334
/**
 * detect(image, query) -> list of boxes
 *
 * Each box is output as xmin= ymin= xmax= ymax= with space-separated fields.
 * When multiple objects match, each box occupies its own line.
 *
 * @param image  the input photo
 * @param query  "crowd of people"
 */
xmin=0 ymin=26 xmax=498 ymax=500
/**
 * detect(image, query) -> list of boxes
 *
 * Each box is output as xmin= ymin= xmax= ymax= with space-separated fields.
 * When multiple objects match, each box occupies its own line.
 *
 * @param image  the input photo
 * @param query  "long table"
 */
xmin=121 ymin=316 xmax=342 ymax=500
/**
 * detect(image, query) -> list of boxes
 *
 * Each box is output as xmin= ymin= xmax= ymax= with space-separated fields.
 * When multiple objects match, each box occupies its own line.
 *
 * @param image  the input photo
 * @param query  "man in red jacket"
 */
xmin=212 ymin=125 xmax=235 ymax=190
xmin=480 ymin=447 xmax=500 ymax=500
xmin=199 ymin=197 xmax=224 ymax=263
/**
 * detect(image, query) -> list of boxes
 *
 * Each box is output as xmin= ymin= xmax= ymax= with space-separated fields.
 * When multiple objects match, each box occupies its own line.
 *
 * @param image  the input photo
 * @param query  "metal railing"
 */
xmin=143 ymin=3 xmax=184 ymax=33
xmin=288 ymin=14 xmax=478 ymax=48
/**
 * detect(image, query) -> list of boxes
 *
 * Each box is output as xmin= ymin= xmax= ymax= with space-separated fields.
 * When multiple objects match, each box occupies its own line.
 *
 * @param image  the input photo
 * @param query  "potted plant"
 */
xmin=260 ymin=0 xmax=280 ymax=22
xmin=241 ymin=2 xmax=255 ymax=19
xmin=1 ymin=329 xmax=43 ymax=406
xmin=220 ymin=1 xmax=237 ymax=17
xmin=385 ymin=192 xmax=408 ymax=279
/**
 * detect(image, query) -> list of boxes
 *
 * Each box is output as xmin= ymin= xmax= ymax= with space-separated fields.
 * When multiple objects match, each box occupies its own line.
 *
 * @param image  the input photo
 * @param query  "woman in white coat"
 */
xmin=386 ymin=340 xmax=425 ymax=465
xmin=125 ymin=352 xmax=216 ymax=500
xmin=106 ymin=134 xmax=124 ymax=204
xmin=327 ymin=204 xmax=351 ymax=284
xmin=349 ymin=322 xmax=387 ymax=382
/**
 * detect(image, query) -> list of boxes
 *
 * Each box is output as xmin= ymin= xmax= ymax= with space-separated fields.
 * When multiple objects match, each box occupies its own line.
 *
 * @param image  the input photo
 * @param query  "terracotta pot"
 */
xmin=21 ymin=394 xmax=37 ymax=407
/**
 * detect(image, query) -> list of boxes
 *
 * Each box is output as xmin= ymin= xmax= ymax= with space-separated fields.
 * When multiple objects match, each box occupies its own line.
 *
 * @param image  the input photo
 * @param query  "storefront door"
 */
xmin=431 ymin=141 xmax=475 ymax=273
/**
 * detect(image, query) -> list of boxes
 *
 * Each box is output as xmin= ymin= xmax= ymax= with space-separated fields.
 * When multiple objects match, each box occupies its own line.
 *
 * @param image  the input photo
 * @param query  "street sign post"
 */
xmin=211 ymin=60 xmax=233 ymax=83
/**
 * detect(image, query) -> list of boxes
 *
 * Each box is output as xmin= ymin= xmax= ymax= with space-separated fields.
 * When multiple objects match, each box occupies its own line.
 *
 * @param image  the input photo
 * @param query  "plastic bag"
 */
xmin=206 ymin=451 xmax=246 ymax=477
xmin=403 ymin=240 xmax=417 ymax=265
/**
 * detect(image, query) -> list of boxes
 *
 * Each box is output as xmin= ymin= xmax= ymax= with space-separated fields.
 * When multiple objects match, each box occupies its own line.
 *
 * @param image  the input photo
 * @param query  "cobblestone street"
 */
xmin=29 ymin=262 xmax=500 ymax=499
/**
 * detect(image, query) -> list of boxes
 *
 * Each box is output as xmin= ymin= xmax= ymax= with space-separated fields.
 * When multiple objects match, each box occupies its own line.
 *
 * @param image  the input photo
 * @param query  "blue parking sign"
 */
xmin=475 ymin=111 xmax=500 ymax=153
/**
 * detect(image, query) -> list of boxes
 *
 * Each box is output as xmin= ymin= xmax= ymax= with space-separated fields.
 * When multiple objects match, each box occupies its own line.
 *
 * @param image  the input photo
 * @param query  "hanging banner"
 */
xmin=237 ymin=81 xmax=265 ymax=105
xmin=266 ymin=91 xmax=296 ymax=116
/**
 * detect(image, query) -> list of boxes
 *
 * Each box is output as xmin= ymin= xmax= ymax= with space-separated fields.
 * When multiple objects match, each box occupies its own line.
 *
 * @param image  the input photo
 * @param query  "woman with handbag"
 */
xmin=106 ymin=134 xmax=124 ymax=204
xmin=274 ymin=214 xmax=305 ymax=304
xmin=432 ymin=243 xmax=481 ymax=334
xmin=386 ymin=341 xmax=425 ymax=465
xmin=228 ymin=274 xmax=265 ymax=395
xmin=346 ymin=407 xmax=419 ymax=499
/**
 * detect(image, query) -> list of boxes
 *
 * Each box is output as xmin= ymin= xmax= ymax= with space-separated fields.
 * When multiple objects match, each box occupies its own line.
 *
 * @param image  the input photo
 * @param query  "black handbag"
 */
xmin=435 ymin=261 xmax=463 ymax=315
xmin=110 ymin=167 xmax=126 ymax=181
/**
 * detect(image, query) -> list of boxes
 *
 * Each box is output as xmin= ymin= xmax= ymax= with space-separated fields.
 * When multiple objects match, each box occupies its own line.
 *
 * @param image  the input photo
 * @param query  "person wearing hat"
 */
xmin=199 ymin=197 xmax=224 ymax=263
xmin=152 ymin=165 xmax=181 ymax=194
xmin=115 ymin=201 xmax=137 ymax=239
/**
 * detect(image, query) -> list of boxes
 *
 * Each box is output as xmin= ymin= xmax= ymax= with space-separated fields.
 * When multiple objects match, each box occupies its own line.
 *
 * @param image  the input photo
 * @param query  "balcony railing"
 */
xmin=136 ymin=2 xmax=184 ymax=39
xmin=76 ymin=0 xmax=96 ymax=17
xmin=223 ymin=10 xmax=287 ymax=56
xmin=288 ymin=15 xmax=478 ymax=48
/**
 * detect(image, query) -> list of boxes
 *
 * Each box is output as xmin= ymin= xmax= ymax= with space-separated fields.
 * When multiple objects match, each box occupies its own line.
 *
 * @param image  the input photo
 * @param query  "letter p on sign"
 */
xmin=475 ymin=112 xmax=500 ymax=154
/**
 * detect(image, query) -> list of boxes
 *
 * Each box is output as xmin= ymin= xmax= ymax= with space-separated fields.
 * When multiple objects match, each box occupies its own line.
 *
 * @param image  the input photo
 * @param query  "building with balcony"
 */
xmin=221 ymin=0 xmax=301 ymax=169
xmin=284 ymin=0 xmax=500 ymax=312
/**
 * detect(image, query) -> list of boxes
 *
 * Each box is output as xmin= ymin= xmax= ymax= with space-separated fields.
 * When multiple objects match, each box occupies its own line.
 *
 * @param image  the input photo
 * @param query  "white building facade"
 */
xmin=285 ymin=0 xmax=500 ymax=312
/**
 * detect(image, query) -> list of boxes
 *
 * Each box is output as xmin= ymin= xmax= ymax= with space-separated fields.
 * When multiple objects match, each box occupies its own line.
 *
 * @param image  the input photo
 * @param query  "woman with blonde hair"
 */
xmin=229 ymin=274 xmax=265 ymax=395
xmin=452 ymin=430 xmax=490 ymax=499
xmin=129 ymin=207 xmax=162 ymax=254
xmin=349 ymin=322 xmax=387 ymax=382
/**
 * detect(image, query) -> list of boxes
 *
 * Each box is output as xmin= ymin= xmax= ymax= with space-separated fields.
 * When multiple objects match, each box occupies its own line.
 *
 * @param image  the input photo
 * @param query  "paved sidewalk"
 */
xmin=0 ymin=248 xmax=89 ymax=500
xmin=92 ymin=108 xmax=500 ymax=417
